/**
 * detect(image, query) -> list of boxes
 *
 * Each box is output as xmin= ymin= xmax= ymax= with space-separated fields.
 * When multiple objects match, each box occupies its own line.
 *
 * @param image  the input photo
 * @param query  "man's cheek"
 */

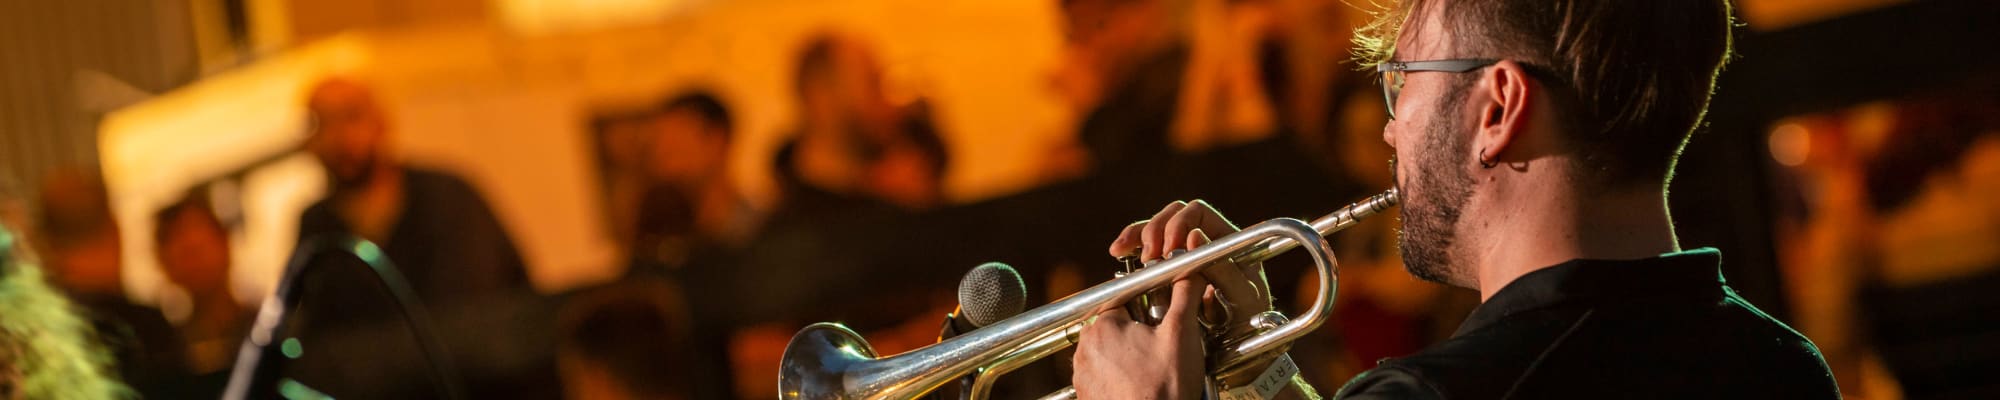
xmin=1391 ymin=153 xmax=1411 ymax=187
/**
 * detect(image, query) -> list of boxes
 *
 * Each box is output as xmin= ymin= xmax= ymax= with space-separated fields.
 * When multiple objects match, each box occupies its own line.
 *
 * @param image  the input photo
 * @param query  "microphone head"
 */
xmin=957 ymin=262 xmax=1027 ymax=328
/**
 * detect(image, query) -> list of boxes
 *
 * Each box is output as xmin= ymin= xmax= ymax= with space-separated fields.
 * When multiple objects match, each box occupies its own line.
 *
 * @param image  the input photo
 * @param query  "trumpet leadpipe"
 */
xmin=1230 ymin=188 xmax=1398 ymax=265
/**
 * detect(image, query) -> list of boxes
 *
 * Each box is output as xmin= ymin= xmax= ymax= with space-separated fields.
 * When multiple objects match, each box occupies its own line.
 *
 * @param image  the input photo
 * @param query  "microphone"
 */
xmin=940 ymin=262 xmax=1027 ymax=340
xmin=926 ymin=262 xmax=1026 ymax=400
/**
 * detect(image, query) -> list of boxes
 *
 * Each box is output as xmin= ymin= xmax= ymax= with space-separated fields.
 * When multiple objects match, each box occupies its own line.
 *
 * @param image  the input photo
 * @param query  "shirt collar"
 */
xmin=1452 ymin=247 xmax=1727 ymax=337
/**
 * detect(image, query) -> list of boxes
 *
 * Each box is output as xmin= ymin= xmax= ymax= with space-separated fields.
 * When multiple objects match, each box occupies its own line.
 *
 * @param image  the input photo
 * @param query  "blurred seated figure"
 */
xmin=592 ymin=110 xmax=664 ymax=262
xmin=631 ymin=91 xmax=760 ymax=270
xmin=1052 ymin=0 xmax=1186 ymax=170
xmin=152 ymin=190 xmax=251 ymax=377
xmin=294 ymin=76 xmax=552 ymax=398
xmin=1780 ymin=87 xmax=2000 ymax=399
xmin=869 ymin=100 xmax=950 ymax=211
xmin=0 ymin=224 xmax=131 ymax=399
xmin=35 ymin=168 xmax=185 ymax=388
xmin=775 ymin=32 xmax=948 ymax=218
xmin=557 ymin=279 xmax=692 ymax=400
xmin=619 ymin=91 xmax=778 ymax=399
xmin=712 ymin=33 xmax=960 ymax=398
xmin=296 ymin=76 xmax=532 ymax=302
xmin=775 ymin=32 xmax=894 ymax=219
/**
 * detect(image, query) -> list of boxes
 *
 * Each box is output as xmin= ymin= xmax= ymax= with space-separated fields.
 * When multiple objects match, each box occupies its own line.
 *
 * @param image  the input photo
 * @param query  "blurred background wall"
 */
xmin=0 ymin=0 xmax=1924 ymax=312
xmin=14 ymin=0 xmax=1082 ymax=304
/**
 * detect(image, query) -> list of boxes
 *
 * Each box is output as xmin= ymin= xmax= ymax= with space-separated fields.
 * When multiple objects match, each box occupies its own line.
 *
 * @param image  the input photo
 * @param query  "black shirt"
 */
xmin=1333 ymin=248 xmax=1839 ymax=399
xmin=297 ymin=166 xmax=531 ymax=303
xmin=294 ymin=166 xmax=554 ymax=399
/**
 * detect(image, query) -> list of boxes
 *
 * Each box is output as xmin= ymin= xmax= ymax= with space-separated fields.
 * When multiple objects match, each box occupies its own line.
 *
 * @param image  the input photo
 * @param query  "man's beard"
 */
xmin=1396 ymin=87 xmax=1477 ymax=288
xmin=328 ymin=151 xmax=383 ymax=192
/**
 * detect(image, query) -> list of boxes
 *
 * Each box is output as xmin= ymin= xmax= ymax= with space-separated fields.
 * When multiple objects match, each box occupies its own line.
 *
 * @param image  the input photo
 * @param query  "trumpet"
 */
xmin=780 ymin=189 xmax=1400 ymax=399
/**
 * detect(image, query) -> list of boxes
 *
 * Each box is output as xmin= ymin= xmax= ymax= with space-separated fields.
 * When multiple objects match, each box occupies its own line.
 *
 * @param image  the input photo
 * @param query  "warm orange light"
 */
xmin=493 ymin=0 xmax=691 ymax=35
xmin=1770 ymin=122 xmax=1812 ymax=167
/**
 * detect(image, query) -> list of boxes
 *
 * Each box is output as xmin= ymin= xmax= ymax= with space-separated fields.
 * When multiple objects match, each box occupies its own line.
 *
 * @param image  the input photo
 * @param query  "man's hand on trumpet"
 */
xmin=1073 ymin=200 xmax=1295 ymax=399
xmin=1071 ymin=262 xmax=1207 ymax=400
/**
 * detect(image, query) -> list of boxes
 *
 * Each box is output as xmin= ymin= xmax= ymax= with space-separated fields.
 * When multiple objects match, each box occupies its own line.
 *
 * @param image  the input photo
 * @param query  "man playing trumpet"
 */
xmin=1072 ymin=0 xmax=1842 ymax=398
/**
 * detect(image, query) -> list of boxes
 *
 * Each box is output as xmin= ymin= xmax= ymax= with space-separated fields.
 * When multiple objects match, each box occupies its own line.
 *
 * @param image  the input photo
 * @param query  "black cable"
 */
xmin=222 ymin=234 xmax=465 ymax=400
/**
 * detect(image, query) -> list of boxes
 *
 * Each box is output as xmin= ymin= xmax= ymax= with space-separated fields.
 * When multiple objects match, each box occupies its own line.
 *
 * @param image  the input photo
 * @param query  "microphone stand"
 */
xmin=221 ymin=234 xmax=465 ymax=400
xmin=927 ymin=308 xmax=983 ymax=400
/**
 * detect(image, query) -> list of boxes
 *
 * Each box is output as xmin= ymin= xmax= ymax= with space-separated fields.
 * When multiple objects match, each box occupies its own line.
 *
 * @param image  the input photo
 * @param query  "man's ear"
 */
xmin=1476 ymin=60 xmax=1535 ymax=166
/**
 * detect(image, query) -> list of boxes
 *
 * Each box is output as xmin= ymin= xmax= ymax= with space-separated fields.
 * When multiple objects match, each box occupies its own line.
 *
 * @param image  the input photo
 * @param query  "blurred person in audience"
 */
xmin=1779 ymin=87 xmax=2000 ymax=399
xmin=774 ymin=33 xmax=948 ymax=216
xmin=34 ymin=168 xmax=185 ymax=388
xmin=868 ymin=100 xmax=950 ymax=210
xmin=773 ymin=32 xmax=893 ymax=220
xmin=296 ymin=76 xmax=532 ymax=304
xmin=594 ymin=110 xmax=669 ymax=261
xmin=296 ymin=76 xmax=553 ymax=398
xmin=557 ymin=279 xmax=692 ymax=400
xmin=631 ymin=91 xmax=760 ymax=271
xmin=0 ymin=224 xmax=132 ymax=399
xmin=1053 ymin=0 xmax=1187 ymax=169
xmin=609 ymin=88 xmax=766 ymax=399
xmin=719 ymin=34 xmax=960 ymax=397
xmin=1048 ymin=0 xmax=1350 ymax=178
xmin=618 ymin=90 xmax=820 ymax=400
xmin=152 ymin=190 xmax=251 ymax=377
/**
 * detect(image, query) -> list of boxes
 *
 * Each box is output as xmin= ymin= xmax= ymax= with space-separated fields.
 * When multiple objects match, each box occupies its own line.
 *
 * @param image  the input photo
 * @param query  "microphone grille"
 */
xmin=958 ymin=262 xmax=1027 ymax=328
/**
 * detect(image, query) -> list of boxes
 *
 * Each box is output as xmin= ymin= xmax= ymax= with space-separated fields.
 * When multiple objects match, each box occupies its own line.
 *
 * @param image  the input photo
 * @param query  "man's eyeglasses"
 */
xmin=1377 ymin=59 xmax=1497 ymax=120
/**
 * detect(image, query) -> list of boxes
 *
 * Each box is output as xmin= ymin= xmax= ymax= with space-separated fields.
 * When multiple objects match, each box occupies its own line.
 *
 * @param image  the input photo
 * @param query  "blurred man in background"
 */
xmin=297 ymin=77 xmax=532 ymax=301
xmin=774 ymin=33 xmax=949 ymax=217
xmin=630 ymin=91 xmax=759 ymax=271
xmin=152 ymin=190 xmax=251 ymax=380
xmin=1054 ymin=0 xmax=1186 ymax=170
xmin=621 ymin=91 xmax=755 ymax=400
xmin=34 ymin=168 xmax=185 ymax=390
xmin=556 ymin=279 xmax=692 ymax=400
xmin=774 ymin=33 xmax=895 ymax=220
xmin=708 ymin=32 xmax=963 ymax=398
xmin=592 ymin=109 xmax=662 ymax=261
xmin=870 ymin=100 xmax=950 ymax=211
xmin=296 ymin=76 xmax=554 ymax=399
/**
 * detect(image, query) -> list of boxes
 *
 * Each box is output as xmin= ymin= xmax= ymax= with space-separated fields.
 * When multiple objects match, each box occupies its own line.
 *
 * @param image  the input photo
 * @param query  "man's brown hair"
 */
xmin=1355 ymin=0 xmax=1736 ymax=186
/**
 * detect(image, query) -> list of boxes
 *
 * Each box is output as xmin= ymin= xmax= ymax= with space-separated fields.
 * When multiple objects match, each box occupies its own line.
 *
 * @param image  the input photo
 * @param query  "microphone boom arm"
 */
xmin=221 ymin=234 xmax=465 ymax=400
